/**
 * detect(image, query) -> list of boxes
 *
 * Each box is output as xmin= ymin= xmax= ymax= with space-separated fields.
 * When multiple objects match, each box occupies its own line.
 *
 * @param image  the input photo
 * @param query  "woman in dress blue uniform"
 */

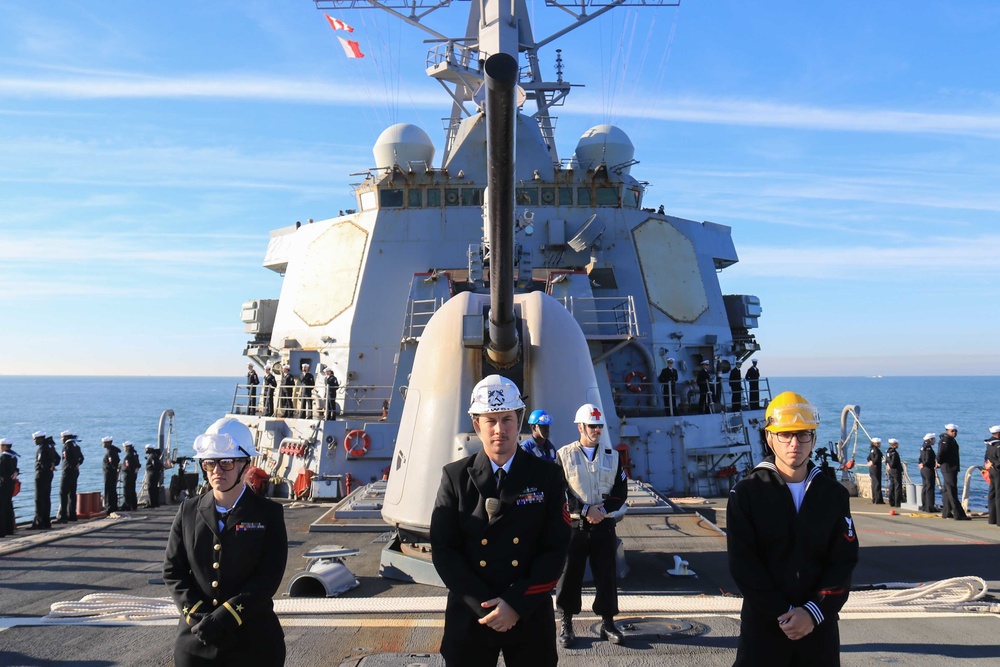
xmin=163 ymin=418 xmax=287 ymax=667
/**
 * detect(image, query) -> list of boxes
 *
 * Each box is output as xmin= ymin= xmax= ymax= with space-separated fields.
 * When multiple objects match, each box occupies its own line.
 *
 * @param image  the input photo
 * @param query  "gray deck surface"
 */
xmin=1 ymin=495 xmax=998 ymax=666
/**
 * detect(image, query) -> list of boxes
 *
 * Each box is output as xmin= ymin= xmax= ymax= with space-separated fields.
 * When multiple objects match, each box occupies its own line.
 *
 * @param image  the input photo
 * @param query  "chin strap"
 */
xmin=219 ymin=460 xmax=251 ymax=493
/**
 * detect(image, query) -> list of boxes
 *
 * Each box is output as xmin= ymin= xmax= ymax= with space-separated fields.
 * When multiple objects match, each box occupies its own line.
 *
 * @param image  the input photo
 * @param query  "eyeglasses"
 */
xmin=201 ymin=459 xmax=237 ymax=472
xmin=585 ymin=424 xmax=604 ymax=430
xmin=772 ymin=430 xmax=816 ymax=444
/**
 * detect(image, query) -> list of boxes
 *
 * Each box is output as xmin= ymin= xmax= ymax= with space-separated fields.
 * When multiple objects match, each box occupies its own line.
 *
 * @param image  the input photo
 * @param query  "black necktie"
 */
xmin=495 ymin=468 xmax=506 ymax=491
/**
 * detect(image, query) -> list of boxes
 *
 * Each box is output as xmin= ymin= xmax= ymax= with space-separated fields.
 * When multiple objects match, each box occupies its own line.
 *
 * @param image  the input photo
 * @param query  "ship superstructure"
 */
xmin=230 ymin=0 xmax=768 ymax=523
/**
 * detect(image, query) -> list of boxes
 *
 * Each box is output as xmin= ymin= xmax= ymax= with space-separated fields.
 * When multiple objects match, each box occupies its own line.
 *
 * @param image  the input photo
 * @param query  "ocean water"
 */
xmin=1 ymin=375 xmax=997 ymax=523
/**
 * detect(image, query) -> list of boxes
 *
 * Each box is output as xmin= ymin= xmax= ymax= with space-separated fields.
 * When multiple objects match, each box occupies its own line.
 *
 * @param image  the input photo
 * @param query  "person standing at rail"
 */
xmin=917 ymin=433 xmax=938 ymax=513
xmin=885 ymin=438 xmax=903 ymax=508
xmin=246 ymin=364 xmax=259 ymax=416
xmin=937 ymin=424 xmax=969 ymax=521
xmin=29 ymin=432 xmax=59 ymax=530
xmin=867 ymin=438 xmax=884 ymax=504
xmin=121 ymin=441 xmax=141 ymax=511
xmin=983 ymin=425 xmax=1000 ymax=525
xmin=0 ymin=438 xmax=19 ymax=537
xmin=727 ymin=391 xmax=859 ymax=666
xmin=56 ymin=430 xmax=84 ymax=523
xmin=102 ymin=436 xmax=121 ymax=514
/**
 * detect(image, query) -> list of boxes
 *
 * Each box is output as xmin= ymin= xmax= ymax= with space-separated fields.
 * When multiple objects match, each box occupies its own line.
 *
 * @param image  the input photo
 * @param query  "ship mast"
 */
xmin=315 ymin=0 xmax=678 ymax=164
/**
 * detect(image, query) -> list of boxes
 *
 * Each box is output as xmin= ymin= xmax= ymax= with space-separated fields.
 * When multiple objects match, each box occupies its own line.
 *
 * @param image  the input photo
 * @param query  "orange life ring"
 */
xmin=344 ymin=429 xmax=371 ymax=457
xmin=625 ymin=370 xmax=646 ymax=393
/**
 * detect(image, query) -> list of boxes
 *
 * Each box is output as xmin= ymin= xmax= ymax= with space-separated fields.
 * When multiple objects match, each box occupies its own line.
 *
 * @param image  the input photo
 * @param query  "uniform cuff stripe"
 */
xmin=805 ymin=601 xmax=823 ymax=625
xmin=222 ymin=601 xmax=243 ymax=626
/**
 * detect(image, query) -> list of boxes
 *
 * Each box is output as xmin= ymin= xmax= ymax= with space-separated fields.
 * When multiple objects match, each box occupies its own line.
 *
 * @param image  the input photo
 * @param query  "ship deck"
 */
xmin=1 ymin=493 xmax=998 ymax=666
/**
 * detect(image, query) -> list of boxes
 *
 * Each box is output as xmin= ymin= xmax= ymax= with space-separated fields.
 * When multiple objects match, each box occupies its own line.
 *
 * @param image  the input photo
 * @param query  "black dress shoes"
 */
xmin=600 ymin=618 xmax=624 ymax=644
xmin=558 ymin=615 xmax=575 ymax=648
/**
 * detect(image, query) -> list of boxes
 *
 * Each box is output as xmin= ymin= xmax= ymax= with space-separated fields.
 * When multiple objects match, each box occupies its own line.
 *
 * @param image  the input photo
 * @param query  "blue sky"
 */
xmin=1 ymin=1 xmax=998 ymax=377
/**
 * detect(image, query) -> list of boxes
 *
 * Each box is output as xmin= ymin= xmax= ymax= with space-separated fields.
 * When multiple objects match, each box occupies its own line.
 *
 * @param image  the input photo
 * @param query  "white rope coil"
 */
xmin=43 ymin=577 xmax=993 ymax=623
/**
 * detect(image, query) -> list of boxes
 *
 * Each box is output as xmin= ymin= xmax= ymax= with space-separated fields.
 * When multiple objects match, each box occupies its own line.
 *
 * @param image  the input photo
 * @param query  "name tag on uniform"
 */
xmin=516 ymin=490 xmax=545 ymax=505
xmin=236 ymin=522 xmax=265 ymax=532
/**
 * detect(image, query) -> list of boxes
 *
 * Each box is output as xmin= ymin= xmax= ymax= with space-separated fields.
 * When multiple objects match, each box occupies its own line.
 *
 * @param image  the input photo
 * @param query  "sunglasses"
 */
xmin=201 ymin=459 xmax=237 ymax=472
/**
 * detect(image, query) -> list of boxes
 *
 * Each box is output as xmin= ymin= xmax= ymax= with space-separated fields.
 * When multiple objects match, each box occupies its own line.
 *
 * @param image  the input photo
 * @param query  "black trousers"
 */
xmin=869 ymin=466 xmax=883 ymax=503
xmin=748 ymin=383 xmax=760 ymax=410
xmin=58 ymin=468 xmax=79 ymax=520
xmin=887 ymin=469 xmax=902 ymax=507
xmin=262 ymin=390 xmax=274 ymax=417
xmin=147 ymin=470 xmax=162 ymax=507
xmin=735 ymin=607 xmax=841 ymax=666
xmin=33 ymin=470 xmax=53 ymax=528
xmin=440 ymin=598 xmax=557 ymax=667
xmin=123 ymin=472 xmax=138 ymax=510
xmin=920 ymin=466 xmax=936 ymax=512
xmin=730 ymin=383 xmax=742 ymax=410
xmin=247 ymin=387 xmax=257 ymax=415
xmin=940 ymin=464 xmax=967 ymax=519
xmin=556 ymin=524 xmax=619 ymax=619
xmin=0 ymin=488 xmax=15 ymax=536
xmin=104 ymin=471 xmax=119 ymax=511
xmin=988 ymin=468 xmax=1000 ymax=525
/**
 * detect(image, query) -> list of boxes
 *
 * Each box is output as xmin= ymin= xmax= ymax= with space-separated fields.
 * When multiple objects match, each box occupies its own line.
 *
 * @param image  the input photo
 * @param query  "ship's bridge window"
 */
xmin=624 ymin=187 xmax=641 ymax=209
xmin=379 ymin=188 xmax=404 ymax=208
xmin=540 ymin=187 xmax=555 ymax=205
xmin=427 ymin=188 xmax=442 ymax=207
xmin=516 ymin=187 xmax=538 ymax=205
xmin=596 ymin=186 xmax=620 ymax=206
xmin=445 ymin=188 xmax=461 ymax=206
xmin=461 ymin=188 xmax=484 ymax=206
xmin=558 ymin=187 xmax=573 ymax=206
xmin=408 ymin=189 xmax=423 ymax=208
xmin=577 ymin=187 xmax=592 ymax=206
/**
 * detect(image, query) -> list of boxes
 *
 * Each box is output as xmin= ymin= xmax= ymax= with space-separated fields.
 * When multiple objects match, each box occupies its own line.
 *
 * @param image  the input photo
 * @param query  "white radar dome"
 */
xmin=572 ymin=124 xmax=634 ymax=175
xmin=373 ymin=123 xmax=435 ymax=170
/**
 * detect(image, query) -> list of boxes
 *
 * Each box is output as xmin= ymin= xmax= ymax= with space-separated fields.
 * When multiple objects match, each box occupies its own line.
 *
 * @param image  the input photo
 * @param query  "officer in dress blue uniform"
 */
xmin=145 ymin=444 xmax=164 ymax=508
xmin=938 ymin=424 xmax=969 ymax=520
xmin=262 ymin=366 xmax=277 ymax=417
xmin=917 ymin=433 xmax=938 ymax=513
xmin=519 ymin=409 xmax=557 ymax=462
xmin=56 ymin=430 xmax=84 ymax=523
xmin=556 ymin=403 xmax=628 ymax=647
xmin=744 ymin=359 xmax=761 ymax=409
xmin=657 ymin=358 xmax=679 ymax=415
xmin=430 ymin=375 xmax=570 ymax=667
xmin=0 ymin=438 xmax=19 ymax=538
xmin=323 ymin=368 xmax=340 ymax=420
xmin=163 ymin=418 xmax=287 ymax=667
xmin=299 ymin=363 xmax=315 ymax=419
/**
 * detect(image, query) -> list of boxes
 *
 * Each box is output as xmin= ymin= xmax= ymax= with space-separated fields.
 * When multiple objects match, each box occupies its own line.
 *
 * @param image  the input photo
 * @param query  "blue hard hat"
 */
xmin=527 ymin=409 xmax=551 ymax=426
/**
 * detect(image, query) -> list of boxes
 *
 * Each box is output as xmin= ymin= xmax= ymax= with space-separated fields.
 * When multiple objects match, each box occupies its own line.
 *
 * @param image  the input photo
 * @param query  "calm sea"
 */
xmin=1 ymin=375 xmax=997 ymax=522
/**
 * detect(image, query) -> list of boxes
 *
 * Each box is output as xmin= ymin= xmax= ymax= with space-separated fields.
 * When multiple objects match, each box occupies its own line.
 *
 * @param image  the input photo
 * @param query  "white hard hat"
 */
xmin=574 ymin=403 xmax=606 ymax=426
xmin=990 ymin=425 xmax=1000 ymax=435
xmin=195 ymin=417 xmax=258 ymax=457
xmin=468 ymin=375 xmax=525 ymax=415
xmin=871 ymin=437 xmax=881 ymax=444
xmin=945 ymin=423 xmax=958 ymax=431
xmin=924 ymin=433 xmax=936 ymax=441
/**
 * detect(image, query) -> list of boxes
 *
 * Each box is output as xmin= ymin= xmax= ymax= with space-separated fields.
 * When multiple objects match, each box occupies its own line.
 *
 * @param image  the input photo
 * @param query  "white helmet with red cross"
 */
xmin=574 ymin=403 xmax=606 ymax=426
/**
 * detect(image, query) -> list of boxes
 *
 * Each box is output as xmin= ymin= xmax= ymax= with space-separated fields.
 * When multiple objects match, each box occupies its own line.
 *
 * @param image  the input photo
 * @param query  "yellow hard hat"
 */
xmin=765 ymin=391 xmax=819 ymax=433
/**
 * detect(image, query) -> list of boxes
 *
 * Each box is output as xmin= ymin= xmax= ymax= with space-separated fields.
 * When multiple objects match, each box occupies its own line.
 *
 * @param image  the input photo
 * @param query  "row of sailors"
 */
xmin=0 ymin=431 xmax=165 ymax=537
xmin=245 ymin=362 xmax=340 ymax=419
xmin=865 ymin=424 xmax=1000 ymax=525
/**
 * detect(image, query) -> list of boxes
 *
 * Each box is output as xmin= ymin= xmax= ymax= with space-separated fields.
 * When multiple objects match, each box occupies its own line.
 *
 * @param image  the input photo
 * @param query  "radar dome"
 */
xmin=572 ymin=124 xmax=634 ymax=175
xmin=373 ymin=123 xmax=435 ymax=170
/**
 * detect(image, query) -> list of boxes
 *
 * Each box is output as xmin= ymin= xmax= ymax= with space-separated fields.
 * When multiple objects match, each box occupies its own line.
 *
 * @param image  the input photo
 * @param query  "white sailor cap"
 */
xmin=0 ymin=438 xmax=12 ymax=446
xmin=888 ymin=438 xmax=899 ymax=445
xmin=751 ymin=358 xmax=758 ymax=363
xmin=990 ymin=425 xmax=1000 ymax=435
xmin=123 ymin=441 xmax=135 ymax=448
xmin=666 ymin=358 xmax=675 ymax=363
xmin=871 ymin=437 xmax=881 ymax=444
xmin=945 ymin=423 xmax=958 ymax=431
xmin=32 ymin=431 xmax=47 ymax=439
xmin=144 ymin=443 xmax=154 ymax=450
xmin=60 ymin=430 xmax=77 ymax=438
xmin=700 ymin=360 xmax=710 ymax=365
xmin=924 ymin=433 xmax=936 ymax=441
xmin=324 ymin=367 xmax=333 ymax=373
xmin=102 ymin=436 xmax=113 ymax=443
xmin=283 ymin=364 xmax=290 ymax=370
xmin=301 ymin=363 xmax=309 ymax=369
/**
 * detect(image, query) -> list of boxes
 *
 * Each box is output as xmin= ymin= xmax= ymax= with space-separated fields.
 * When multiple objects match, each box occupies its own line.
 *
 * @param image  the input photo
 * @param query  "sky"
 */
xmin=1 ymin=1 xmax=998 ymax=378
